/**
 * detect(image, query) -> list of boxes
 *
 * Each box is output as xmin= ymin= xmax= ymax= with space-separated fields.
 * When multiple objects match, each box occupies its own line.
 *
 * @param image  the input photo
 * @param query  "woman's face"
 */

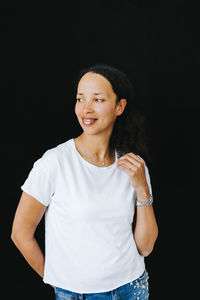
xmin=75 ymin=72 xmax=126 ymax=136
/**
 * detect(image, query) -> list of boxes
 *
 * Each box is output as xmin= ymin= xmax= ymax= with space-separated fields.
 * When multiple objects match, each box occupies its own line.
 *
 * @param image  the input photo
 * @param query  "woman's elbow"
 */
xmin=138 ymin=229 xmax=159 ymax=257
xmin=11 ymin=228 xmax=23 ymax=247
xmin=11 ymin=225 xmax=32 ymax=247
xmin=139 ymin=245 xmax=154 ymax=257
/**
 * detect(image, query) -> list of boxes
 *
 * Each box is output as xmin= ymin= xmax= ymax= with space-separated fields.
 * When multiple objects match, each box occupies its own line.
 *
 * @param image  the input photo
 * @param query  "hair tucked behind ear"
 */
xmin=75 ymin=64 xmax=151 ymax=163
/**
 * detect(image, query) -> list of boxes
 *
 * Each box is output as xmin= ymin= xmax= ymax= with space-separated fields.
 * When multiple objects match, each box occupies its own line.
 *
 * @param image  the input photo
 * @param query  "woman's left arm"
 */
xmin=117 ymin=153 xmax=158 ymax=257
xmin=133 ymin=188 xmax=158 ymax=257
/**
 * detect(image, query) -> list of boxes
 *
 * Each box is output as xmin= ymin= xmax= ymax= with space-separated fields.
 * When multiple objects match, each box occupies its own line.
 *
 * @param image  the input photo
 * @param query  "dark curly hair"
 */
xmin=75 ymin=64 xmax=151 ymax=162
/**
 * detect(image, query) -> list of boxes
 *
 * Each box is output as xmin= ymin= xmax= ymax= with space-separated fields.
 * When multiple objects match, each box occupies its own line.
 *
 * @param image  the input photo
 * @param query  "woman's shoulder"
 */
xmin=36 ymin=139 xmax=71 ymax=169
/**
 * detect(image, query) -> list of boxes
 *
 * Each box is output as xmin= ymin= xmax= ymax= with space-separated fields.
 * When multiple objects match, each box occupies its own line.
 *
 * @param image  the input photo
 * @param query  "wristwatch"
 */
xmin=136 ymin=194 xmax=153 ymax=206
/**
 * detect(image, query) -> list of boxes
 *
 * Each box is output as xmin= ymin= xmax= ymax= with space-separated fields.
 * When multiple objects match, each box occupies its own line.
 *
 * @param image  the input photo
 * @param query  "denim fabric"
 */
xmin=54 ymin=270 xmax=149 ymax=300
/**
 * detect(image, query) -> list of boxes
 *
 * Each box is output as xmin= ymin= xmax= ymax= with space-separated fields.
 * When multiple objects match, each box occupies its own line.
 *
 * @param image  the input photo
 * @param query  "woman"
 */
xmin=11 ymin=64 xmax=158 ymax=300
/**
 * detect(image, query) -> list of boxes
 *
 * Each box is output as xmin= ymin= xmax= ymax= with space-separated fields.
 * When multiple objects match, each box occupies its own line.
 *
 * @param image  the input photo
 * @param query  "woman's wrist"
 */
xmin=136 ymin=185 xmax=150 ymax=202
xmin=136 ymin=194 xmax=153 ymax=206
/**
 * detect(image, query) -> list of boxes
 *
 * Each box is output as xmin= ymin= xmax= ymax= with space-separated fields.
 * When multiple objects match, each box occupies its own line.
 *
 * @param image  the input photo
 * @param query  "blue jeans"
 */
xmin=54 ymin=270 xmax=149 ymax=299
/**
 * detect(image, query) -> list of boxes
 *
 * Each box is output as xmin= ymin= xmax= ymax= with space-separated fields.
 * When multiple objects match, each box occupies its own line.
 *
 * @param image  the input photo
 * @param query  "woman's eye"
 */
xmin=76 ymin=98 xmax=104 ymax=102
xmin=96 ymin=98 xmax=104 ymax=102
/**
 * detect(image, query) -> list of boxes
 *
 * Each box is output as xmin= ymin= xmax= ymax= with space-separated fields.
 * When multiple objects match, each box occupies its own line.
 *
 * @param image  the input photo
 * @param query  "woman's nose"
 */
xmin=82 ymin=102 xmax=94 ymax=113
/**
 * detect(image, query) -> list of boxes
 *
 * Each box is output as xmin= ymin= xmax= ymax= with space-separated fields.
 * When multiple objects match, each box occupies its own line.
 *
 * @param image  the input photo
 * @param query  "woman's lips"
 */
xmin=82 ymin=118 xmax=97 ymax=125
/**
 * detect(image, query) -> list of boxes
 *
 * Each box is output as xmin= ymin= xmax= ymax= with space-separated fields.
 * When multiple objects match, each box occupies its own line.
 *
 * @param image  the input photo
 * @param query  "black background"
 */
xmin=2 ymin=1 xmax=199 ymax=299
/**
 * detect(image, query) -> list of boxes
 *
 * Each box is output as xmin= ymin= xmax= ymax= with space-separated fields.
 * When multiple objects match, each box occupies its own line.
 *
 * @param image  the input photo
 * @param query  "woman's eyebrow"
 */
xmin=77 ymin=92 xmax=105 ymax=95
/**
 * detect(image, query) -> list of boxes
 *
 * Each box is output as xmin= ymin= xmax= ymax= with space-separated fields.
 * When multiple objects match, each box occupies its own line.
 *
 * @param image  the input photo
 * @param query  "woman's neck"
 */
xmin=75 ymin=134 xmax=113 ymax=161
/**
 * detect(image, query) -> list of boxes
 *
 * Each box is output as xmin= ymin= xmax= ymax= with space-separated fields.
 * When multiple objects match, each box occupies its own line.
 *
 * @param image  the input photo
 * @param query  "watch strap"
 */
xmin=136 ymin=194 xmax=153 ymax=206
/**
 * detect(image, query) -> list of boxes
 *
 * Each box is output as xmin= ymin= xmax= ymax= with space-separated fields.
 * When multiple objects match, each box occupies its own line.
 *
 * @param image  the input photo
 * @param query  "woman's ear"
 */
xmin=116 ymin=99 xmax=127 ymax=116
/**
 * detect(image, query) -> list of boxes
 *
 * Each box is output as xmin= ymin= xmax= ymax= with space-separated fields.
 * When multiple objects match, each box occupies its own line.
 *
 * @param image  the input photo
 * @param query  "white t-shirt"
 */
xmin=21 ymin=138 xmax=153 ymax=293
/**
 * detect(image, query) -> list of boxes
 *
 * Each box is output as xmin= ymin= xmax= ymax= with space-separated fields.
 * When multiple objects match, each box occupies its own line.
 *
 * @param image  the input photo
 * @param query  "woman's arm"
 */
xmin=11 ymin=191 xmax=47 ymax=278
xmin=117 ymin=153 xmax=158 ymax=257
xmin=133 ymin=188 xmax=158 ymax=257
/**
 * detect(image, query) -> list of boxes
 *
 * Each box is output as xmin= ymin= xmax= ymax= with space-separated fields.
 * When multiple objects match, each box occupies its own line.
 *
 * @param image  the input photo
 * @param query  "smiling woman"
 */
xmin=11 ymin=63 xmax=158 ymax=300
xmin=74 ymin=64 xmax=151 ymax=162
xmin=74 ymin=70 xmax=127 ymax=164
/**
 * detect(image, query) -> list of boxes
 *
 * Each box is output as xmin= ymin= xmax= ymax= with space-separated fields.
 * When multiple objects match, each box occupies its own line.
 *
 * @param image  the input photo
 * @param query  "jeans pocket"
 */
xmin=135 ymin=270 xmax=149 ymax=299
xmin=138 ymin=269 xmax=149 ymax=281
xmin=125 ymin=270 xmax=149 ymax=299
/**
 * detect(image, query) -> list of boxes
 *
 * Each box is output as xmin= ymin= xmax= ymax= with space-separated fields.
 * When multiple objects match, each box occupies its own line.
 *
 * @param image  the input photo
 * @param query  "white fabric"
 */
xmin=21 ymin=138 xmax=153 ymax=293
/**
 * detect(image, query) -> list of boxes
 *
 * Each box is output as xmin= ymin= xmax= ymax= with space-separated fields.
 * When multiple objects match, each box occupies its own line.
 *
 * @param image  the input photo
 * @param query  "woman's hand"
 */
xmin=117 ymin=153 xmax=149 ymax=195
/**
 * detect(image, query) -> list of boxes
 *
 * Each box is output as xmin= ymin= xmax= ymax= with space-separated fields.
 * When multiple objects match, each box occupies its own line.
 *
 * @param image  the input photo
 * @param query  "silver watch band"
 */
xmin=136 ymin=194 xmax=153 ymax=206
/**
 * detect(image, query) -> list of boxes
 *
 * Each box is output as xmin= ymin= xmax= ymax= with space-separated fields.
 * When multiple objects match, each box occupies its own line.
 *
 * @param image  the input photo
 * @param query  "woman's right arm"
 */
xmin=11 ymin=191 xmax=47 ymax=278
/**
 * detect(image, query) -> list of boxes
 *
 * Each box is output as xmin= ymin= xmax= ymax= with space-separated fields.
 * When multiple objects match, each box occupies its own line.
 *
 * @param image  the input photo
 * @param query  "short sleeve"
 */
xmin=21 ymin=157 xmax=55 ymax=206
xmin=144 ymin=162 xmax=153 ymax=196
xmin=137 ymin=155 xmax=153 ymax=196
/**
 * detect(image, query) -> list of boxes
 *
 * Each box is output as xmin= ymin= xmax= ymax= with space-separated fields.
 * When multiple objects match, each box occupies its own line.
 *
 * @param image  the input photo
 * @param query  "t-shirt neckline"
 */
xmin=70 ymin=138 xmax=117 ymax=170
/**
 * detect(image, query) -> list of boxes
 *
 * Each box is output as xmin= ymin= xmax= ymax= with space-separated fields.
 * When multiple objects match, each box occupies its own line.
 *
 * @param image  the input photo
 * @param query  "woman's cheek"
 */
xmin=75 ymin=104 xmax=81 ymax=117
xmin=97 ymin=106 xmax=113 ymax=116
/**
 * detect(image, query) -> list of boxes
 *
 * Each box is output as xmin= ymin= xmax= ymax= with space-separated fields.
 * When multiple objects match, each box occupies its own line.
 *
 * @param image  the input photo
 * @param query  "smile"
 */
xmin=82 ymin=118 xmax=97 ymax=125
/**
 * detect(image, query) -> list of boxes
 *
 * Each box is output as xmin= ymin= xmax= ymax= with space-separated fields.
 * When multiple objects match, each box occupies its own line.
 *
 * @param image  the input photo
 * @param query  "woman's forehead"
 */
xmin=77 ymin=72 xmax=114 ymax=95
